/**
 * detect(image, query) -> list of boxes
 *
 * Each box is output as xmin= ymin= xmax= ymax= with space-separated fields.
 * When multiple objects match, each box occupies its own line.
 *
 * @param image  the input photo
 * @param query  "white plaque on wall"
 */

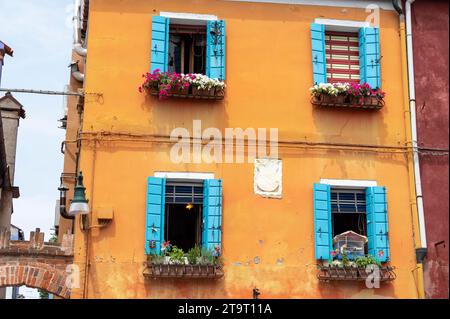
xmin=254 ymin=158 xmax=282 ymax=199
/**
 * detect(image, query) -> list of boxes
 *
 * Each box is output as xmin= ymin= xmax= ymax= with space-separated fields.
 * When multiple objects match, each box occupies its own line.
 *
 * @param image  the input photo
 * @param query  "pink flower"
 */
xmin=378 ymin=250 xmax=384 ymax=258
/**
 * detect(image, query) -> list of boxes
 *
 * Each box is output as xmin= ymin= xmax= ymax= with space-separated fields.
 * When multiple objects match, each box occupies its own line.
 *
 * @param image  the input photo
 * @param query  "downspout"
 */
xmin=405 ymin=0 xmax=427 ymax=254
xmin=396 ymin=0 xmax=426 ymax=299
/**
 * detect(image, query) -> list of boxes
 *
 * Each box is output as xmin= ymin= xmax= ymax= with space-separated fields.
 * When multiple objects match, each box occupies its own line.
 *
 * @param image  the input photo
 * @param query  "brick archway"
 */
xmin=0 ymin=228 xmax=74 ymax=299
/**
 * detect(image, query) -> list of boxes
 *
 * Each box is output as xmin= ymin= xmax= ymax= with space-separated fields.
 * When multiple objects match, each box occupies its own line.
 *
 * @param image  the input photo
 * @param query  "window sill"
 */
xmin=149 ymin=87 xmax=225 ymax=101
xmin=143 ymin=263 xmax=224 ymax=279
xmin=311 ymin=94 xmax=385 ymax=110
xmin=317 ymin=264 xmax=396 ymax=282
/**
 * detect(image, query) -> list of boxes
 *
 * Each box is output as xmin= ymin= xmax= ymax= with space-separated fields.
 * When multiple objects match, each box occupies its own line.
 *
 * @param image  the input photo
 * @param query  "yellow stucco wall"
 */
xmin=71 ymin=0 xmax=420 ymax=298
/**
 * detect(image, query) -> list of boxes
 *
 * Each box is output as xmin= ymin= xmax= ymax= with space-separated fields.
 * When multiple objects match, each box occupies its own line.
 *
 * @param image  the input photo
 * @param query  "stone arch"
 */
xmin=0 ymin=258 xmax=72 ymax=299
xmin=0 ymin=228 xmax=75 ymax=299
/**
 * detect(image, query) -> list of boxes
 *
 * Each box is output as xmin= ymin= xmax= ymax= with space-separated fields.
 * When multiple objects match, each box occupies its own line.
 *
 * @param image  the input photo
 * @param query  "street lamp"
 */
xmin=69 ymin=172 xmax=89 ymax=216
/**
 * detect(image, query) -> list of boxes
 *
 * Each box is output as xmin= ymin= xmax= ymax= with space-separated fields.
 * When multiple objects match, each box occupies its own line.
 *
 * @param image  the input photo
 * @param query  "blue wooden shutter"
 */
xmin=151 ymin=16 xmax=170 ymax=73
xmin=359 ymin=27 xmax=381 ymax=88
xmin=145 ymin=177 xmax=166 ymax=255
xmin=202 ymin=179 xmax=223 ymax=253
xmin=313 ymin=183 xmax=332 ymax=260
xmin=206 ymin=20 xmax=226 ymax=80
xmin=366 ymin=186 xmax=390 ymax=262
xmin=310 ymin=23 xmax=327 ymax=84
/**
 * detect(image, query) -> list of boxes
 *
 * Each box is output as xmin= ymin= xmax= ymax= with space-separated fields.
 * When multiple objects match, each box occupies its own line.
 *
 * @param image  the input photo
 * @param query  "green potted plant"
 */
xmin=168 ymin=246 xmax=186 ymax=277
xmin=187 ymin=246 xmax=202 ymax=276
xmin=355 ymin=254 xmax=381 ymax=279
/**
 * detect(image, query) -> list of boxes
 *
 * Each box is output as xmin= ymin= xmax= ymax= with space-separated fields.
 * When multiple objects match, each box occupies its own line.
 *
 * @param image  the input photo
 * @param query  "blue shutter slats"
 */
xmin=359 ymin=27 xmax=381 ymax=88
xmin=313 ymin=183 xmax=332 ymax=260
xmin=310 ymin=23 xmax=327 ymax=85
xmin=151 ymin=16 xmax=170 ymax=73
xmin=366 ymin=186 xmax=390 ymax=262
xmin=145 ymin=177 xmax=166 ymax=255
xmin=202 ymin=179 xmax=223 ymax=253
xmin=206 ymin=20 xmax=226 ymax=80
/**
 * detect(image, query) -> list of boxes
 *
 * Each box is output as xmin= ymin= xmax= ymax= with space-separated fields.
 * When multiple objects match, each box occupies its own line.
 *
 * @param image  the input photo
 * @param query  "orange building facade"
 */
xmin=63 ymin=0 xmax=425 ymax=299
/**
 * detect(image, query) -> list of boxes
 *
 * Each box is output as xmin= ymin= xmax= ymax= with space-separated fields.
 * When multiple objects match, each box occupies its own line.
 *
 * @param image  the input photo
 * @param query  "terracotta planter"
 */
xmin=350 ymin=95 xmax=365 ymax=107
xmin=153 ymin=265 xmax=162 ymax=276
xmin=170 ymin=86 xmax=190 ymax=96
xmin=175 ymin=265 xmax=185 ymax=277
xmin=193 ymin=87 xmax=215 ymax=97
xmin=347 ymin=266 xmax=358 ymax=279
xmin=215 ymin=88 xmax=225 ymax=97
xmin=358 ymin=267 xmax=370 ymax=280
xmin=363 ymin=95 xmax=381 ymax=107
xmin=149 ymin=85 xmax=159 ymax=96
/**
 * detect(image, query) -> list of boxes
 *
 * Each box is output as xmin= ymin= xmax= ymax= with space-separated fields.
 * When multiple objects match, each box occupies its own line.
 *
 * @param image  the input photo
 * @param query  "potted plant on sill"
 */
xmin=189 ymin=74 xmax=225 ymax=97
xmin=187 ymin=246 xmax=202 ymax=277
xmin=168 ymin=246 xmax=186 ymax=277
xmin=354 ymin=254 xmax=382 ymax=280
xmin=310 ymin=82 xmax=385 ymax=108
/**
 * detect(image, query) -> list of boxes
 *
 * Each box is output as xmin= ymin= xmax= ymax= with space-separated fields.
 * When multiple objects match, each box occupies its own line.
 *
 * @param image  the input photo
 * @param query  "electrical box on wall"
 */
xmin=95 ymin=207 xmax=114 ymax=223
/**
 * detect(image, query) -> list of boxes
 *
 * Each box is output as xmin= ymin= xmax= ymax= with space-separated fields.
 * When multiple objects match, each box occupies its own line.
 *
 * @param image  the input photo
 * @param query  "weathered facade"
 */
xmin=409 ymin=0 xmax=449 ymax=299
xmin=62 ymin=0 xmax=430 ymax=298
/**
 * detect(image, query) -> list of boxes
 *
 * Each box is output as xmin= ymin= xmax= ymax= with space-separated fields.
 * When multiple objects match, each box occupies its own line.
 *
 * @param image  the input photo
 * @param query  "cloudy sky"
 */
xmin=0 ymin=0 xmax=73 ymax=240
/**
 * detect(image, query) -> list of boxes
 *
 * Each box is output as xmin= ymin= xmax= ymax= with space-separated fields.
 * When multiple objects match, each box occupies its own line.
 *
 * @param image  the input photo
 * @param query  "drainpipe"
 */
xmin=398 ymin=0 xmax=426 ymax=299
xmin=405 ymin=0 xmax=427 ymax=254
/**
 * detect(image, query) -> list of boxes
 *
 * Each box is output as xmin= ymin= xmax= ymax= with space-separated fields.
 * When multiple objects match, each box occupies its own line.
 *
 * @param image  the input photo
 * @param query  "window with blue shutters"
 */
xmin=313 ymin=183 xmax=333 ymax=260
xmin=145 ymin=177 xmax=223 ymax=256
xmin=202 ymin=179 xmax=223 ymax=254
xmin=313 ymin=183 xmax=390 ymax=262
xmin=366 ymin=186 xmax=390 ymax=262
xmin=150 ymin=15 xmax=226 ymax=80
xmin=310 ymin=23 xmax=381 ymax=88
xmin=145 ymin=177 xmax=166 ymax=255
xmin=151 ymin=16 xmax=170 ymax=73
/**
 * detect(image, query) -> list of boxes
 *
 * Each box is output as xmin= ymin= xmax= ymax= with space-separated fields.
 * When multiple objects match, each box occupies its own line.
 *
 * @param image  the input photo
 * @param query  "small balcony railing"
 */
xmin=143 ymin=263 xmax=224 ymax=279
xmin=317 ymin=264 xmax=396 ymax=282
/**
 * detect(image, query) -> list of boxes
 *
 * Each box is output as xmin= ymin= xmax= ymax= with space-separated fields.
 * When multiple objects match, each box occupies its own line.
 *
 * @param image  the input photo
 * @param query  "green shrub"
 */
xmin=187 ymin=246 xmax=201 ymax=265
xmin=168 ymin=246 xmax=185 ymax=265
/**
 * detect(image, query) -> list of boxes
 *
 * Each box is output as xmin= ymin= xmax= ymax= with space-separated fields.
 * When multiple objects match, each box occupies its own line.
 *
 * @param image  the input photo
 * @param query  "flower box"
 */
xmin=148 ymin=87 xmax=224 ymax=100
xmin=317 ymin=264 xmax=395 ymax=282
xmin=312 ymin=93 xmax=384 ymax=110
xmin=310 ymin=83 xmax=385 ymax=110
xmin=170 ymin=86 xmax=190 ymax=97
xmin=144 ymin=263 xmax=224 ymax=279
xmin=141 ymin=70 xmax=225 ymax=101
